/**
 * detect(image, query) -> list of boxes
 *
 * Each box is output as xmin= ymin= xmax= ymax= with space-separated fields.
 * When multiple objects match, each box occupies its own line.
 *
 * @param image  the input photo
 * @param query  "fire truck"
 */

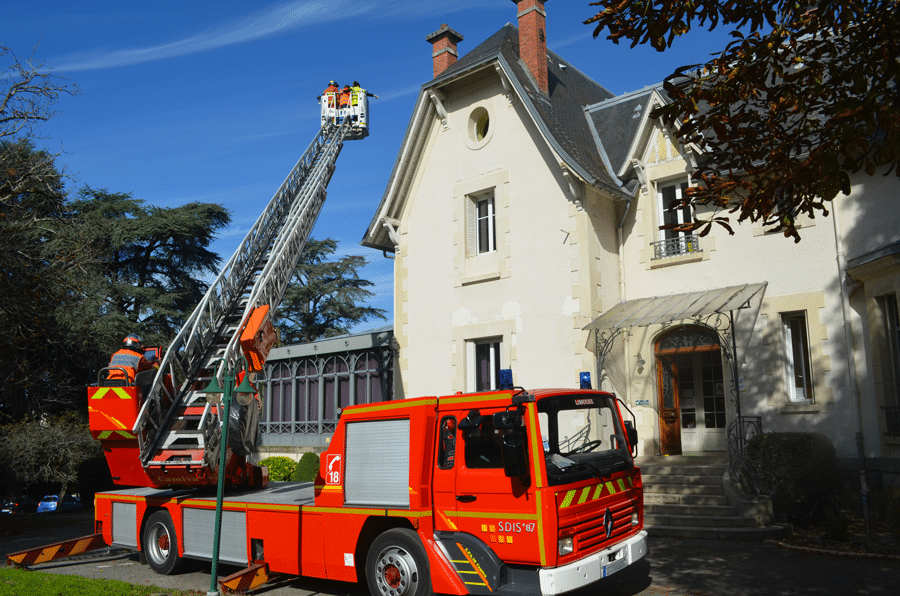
xmin=7 ymin=92 xmax=647 ymax=596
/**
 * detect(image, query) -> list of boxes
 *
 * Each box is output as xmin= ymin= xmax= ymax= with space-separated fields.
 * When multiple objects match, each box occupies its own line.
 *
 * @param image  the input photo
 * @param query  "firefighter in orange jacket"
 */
xmin=339 ymin=85 xmax=352 ymax=108
xmin=107 ymin=334 xmax=154 ymax=386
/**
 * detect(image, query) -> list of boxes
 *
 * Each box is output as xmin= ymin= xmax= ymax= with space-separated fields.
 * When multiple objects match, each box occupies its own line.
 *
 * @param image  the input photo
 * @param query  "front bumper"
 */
xmin=538 ymin=530 xmax=648 ymax=595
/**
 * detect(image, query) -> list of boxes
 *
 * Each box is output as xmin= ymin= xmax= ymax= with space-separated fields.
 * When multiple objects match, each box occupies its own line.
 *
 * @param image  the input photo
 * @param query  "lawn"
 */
xmin=0 ymin=567 xmax=202 ymax=596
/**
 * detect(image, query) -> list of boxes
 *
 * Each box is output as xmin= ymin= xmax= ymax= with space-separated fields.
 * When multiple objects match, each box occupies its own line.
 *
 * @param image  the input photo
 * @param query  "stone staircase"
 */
xmin=636 ymin=454 xmax=788 ymax=541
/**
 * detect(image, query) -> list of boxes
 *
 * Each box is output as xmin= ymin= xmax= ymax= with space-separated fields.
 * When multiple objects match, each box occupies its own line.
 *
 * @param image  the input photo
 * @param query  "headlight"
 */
xmin=558 ymin=537 xmax=574 ymax=556
xmin=631 ymin=512 xmax=639 ymax=527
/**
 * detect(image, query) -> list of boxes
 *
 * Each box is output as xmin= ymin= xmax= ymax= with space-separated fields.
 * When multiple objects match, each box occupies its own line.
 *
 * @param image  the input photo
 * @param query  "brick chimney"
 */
xmin=513 ymin=0 xmax=549 ymax=94
xmin=426 ymin=24 xmax=464 ymax=78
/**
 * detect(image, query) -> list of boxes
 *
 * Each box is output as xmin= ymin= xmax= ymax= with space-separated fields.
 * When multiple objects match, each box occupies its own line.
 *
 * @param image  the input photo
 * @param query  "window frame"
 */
xmin=467 ymin=338 xmax=502 ymax=392
xmin=878 ymin=293 xmax=900 ymax=408
xmin=656 ymin=178 xmax=692 ymax=243
xmin=781 ymin=311 xmax=814 ymax=403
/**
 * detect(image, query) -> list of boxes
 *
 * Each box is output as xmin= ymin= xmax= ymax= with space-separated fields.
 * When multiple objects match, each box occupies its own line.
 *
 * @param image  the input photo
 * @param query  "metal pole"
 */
xmin=208 ymin=363 xmax=233 ymax=596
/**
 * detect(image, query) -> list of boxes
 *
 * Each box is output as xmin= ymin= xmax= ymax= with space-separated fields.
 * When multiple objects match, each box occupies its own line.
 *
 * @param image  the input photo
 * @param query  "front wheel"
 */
xmin=142 ymin=510 xmax=186 ymax=574
xmin=365 ymin=528 xmax=432 ymax=596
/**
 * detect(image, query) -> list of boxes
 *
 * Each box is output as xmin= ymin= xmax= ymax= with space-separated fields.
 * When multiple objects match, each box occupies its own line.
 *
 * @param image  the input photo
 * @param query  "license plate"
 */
xmin=601 ymin=552 xmax=628 ymax=578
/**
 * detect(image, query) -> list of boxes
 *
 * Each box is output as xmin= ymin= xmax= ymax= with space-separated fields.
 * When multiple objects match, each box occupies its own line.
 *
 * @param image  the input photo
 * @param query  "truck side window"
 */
xmin=463 ymin=419 xmax=504 ymax=469
xmin=438 ymin=416 xmax=457 ymax=469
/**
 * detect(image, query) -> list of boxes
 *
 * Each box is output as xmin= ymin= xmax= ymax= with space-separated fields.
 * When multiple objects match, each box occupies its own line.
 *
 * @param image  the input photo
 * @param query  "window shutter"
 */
xmin=466 ymin=197 xmax=476 ymax=257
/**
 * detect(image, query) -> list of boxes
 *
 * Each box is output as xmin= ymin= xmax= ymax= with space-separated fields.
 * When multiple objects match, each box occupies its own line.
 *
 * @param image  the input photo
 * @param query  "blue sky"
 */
xmin=4 ymin=1 xmax=735 ymax=333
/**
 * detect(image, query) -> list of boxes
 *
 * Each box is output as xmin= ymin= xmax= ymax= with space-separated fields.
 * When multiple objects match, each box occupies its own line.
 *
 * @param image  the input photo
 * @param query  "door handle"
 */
xmin=456 ymin=494 xmax=477 ymax=503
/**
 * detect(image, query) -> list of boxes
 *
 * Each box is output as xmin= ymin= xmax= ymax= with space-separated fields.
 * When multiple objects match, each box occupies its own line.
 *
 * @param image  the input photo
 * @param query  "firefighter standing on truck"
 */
xmin=106 ymin=334 xmax=154 ymax=387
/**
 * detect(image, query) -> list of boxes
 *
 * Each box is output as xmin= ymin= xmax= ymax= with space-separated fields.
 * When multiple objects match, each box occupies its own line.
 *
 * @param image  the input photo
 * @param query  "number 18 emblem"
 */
xmin=326 ymin=454 xmax=342 ymax=485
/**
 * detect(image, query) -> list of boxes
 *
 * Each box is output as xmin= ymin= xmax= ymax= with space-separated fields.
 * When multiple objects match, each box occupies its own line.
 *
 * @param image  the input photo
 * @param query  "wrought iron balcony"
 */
xmin=651 ymin=234 xmax=701 ymax=260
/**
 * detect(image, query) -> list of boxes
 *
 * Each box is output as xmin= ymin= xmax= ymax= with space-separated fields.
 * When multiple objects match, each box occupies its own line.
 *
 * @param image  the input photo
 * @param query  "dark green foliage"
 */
xmin=585 ymin=1 xmax=900 ymax=241
xmin=68 ymin=187 xmax=230 ymax=353
xmin=822 ymin=514 xmax=851 ymax=542
xmin=747 ymin=432 xmax=837 ymax=520
xmin=291 ymin=452 xmax=320 ymax=482
xmin=276 ymin=238 xmax=386 ymax=344
xmin=76 ymin=456 xmax=115 ymax=507
xmin=259 ymin=456 xmax=296 ymax=481
xmin=887 ymin=488 xmax=900 ymax=538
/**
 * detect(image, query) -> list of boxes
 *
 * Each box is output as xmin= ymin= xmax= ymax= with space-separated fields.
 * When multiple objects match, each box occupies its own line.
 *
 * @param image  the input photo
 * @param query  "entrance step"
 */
xmin=636 ymin=455 xmax=789 ymax=541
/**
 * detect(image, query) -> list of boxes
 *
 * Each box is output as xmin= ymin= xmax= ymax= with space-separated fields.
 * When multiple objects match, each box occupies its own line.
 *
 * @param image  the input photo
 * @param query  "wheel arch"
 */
xmin=354 ymin=516 xmax=417 ymax=583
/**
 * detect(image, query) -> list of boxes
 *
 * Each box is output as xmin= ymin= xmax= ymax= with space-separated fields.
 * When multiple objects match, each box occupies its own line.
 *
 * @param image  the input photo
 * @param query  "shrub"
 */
xmin=291 ymin=452 xmax=320 ymax=482
xmin=746 ymin=432 xmax=837 ymax=521
xmin=887 ymin=488 xmax=900 ymax=539
xmin=259 ymin=456 xmax=296 ymax=481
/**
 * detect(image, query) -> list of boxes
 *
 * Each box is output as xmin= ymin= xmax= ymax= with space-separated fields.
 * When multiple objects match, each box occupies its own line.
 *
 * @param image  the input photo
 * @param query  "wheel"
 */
xmin=365 ymin=528 xmax=432 ymax=596
xmin=142 ymin=510 xmax=185 ymax=574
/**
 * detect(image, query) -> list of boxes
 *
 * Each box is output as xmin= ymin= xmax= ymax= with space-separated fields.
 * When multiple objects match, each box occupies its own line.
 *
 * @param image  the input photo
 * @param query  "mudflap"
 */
xmin=6 ymin=533 xmax=107 ymax=568
xmin=220 ymin=561 xmax=270 ymax=594
xmin=434 ymin=531 xmax=540 ymax=596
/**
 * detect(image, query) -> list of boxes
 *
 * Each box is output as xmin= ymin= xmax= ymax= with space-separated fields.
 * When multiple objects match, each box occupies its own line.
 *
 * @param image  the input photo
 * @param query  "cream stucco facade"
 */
xmin=362 ymin=19 xmax=900 ymax=488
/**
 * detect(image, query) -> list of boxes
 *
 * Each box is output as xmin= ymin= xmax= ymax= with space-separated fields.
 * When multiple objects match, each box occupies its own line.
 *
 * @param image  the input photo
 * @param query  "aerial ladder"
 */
xmin=88 ymin=92 xmax=370 ymax=489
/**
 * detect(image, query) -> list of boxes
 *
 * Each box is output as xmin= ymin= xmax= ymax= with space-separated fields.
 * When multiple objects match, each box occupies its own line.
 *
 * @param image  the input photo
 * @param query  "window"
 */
xmin=475 ymin=195 xmax=495 ymax=254
xmin=467 ymin=339 xmax=501 ymax=392
xmin=879 ymin=294 xmax=900 ymax=408
xmin=782 ymin=312 xmax=813 ymax=402
xmin=653 ymin=179 xmax=700 ymax=259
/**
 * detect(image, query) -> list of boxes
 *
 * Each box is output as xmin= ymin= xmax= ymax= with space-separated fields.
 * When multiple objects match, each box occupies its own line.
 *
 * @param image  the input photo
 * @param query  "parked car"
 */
xmin=36 ymin=494 xmax=82 ymax=513
xmin=1 ymin=496 xmax=38 ymax=514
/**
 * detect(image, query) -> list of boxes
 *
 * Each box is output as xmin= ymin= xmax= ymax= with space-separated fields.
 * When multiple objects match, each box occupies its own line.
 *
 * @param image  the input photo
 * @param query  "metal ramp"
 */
xmin=128 ymin=119 xmax=355 ymax=487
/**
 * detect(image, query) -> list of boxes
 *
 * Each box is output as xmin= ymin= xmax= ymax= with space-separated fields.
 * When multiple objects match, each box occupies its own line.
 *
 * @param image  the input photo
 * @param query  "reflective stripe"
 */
xmin=91 ymin=387 xmax=134 ymax=399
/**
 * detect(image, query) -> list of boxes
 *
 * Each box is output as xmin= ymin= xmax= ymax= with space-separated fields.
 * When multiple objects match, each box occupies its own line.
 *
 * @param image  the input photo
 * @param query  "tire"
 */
xmin=142 ymin=510 xmax=185 ymax=575
xmin=365 ymin=528 xmax=432 ymax=596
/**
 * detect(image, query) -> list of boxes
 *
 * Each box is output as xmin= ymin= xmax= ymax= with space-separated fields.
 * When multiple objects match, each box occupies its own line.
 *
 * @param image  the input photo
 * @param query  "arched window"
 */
xmin=355 ymin=352 xmax=383 ymax=405
xmin=295 ymin=359 xmax=319 ymax=433
xmin=268 ymin=362 xmax=292 ymax=432
xmin=323 ymin=355 xmax=350 ymax=422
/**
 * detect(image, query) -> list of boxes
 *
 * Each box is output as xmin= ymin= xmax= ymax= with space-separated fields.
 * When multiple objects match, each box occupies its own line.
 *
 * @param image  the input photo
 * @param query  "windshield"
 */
xmin=538 ymin=393 xmax=633 ymax=486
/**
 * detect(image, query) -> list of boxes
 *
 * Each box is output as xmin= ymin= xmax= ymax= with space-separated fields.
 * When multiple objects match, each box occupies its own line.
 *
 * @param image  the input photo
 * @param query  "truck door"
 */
xmin=432 ymin=405 xmax=541 ymax=568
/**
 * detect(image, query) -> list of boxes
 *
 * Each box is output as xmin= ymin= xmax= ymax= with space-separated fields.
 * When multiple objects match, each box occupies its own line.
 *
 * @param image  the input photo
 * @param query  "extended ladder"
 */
xmin=130 ymin=119 xmax=354 ymax=487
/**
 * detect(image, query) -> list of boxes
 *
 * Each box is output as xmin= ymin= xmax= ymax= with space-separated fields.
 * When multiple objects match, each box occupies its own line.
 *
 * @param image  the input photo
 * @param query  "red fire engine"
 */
xmin=7 ymin=93 xmax=646 ymax=595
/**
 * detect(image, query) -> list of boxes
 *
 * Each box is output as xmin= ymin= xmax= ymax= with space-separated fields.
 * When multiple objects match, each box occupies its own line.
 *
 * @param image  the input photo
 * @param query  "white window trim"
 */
xmin=782 ymin=311 xmax=814 ymax=404
xmin=655 ymin=178 xmax=692 ymax=242
xmin=466 ymin=338 xmax=502 ymax=393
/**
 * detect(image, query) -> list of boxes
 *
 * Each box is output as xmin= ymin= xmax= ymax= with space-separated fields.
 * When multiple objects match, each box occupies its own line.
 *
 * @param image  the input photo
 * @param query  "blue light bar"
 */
xmin=579 ymin=372 xmax=592 ymax=389
xmin=499 ymin=369 xmax=514 ymax=390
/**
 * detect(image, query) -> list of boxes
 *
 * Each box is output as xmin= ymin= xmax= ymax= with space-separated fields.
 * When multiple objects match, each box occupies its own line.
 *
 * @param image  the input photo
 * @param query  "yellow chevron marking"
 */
xmin=592 ymin=483 xmax=604 ymax=500
xmin=577 ymin=486 xmax=591 ymax=505
xmin=617 ymin=478 xmax=626 ymax=491
xmin=561 ymin=490 xmax=575 ymax=508
xmin=606 ymin=481 xmax=616 ymax=495
xmin=91 ymin=387 xmax=133 ymax=400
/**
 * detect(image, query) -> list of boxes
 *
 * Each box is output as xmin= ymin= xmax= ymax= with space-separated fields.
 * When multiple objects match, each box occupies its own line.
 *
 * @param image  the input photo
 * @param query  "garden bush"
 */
xmin=259 ymin=456 xmax=296 ymax=481
xmin=291 ymin=452 xmax=320 ymax=482
xmin=746 ymin=432 xmax=837 ymax=521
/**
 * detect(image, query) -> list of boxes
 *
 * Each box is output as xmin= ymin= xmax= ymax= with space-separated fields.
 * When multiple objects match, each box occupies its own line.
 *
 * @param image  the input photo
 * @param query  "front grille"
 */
xmin=570 ymin=500 xmax=635 ymax=552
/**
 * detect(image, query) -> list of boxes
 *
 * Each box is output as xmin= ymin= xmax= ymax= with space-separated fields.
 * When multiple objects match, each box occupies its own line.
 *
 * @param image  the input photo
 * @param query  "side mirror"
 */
xmin=624 ymin=421 xmax=638 ymax=456
xmin=501 ymin=428 xmax=530 ymax=482
xmin=457 ymin=409 xmax=483 ymax=430
xmin=492 ymin=408 xmax=522 ymax=430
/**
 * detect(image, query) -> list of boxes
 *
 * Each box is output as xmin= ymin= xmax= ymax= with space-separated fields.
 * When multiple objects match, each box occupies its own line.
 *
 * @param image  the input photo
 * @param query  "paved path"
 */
xmin=4 ymin=512 xmax=899 ymax=595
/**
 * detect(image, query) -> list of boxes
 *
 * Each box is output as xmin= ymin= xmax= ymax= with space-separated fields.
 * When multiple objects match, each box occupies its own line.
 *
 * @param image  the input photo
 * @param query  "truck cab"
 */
xmin=320 ymin=372 xmax=646 ymax=596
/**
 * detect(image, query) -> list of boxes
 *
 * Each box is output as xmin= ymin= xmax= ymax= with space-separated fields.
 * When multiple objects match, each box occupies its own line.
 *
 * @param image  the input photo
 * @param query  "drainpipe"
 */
xmin=617 ymin=196 xmax=633 ymax=401
xmin=832 ymin=204 xmax=869 ymax=539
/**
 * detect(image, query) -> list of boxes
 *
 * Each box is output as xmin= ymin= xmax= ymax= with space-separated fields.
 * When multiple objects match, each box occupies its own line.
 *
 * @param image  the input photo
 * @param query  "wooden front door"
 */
xmin=657 ymin=355 xmax=682 ymax=455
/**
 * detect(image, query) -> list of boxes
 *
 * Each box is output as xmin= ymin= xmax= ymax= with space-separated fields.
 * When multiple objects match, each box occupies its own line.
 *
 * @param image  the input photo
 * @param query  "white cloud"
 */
xmin=48 ymin=0 xmax=502 ymax=73
xmin=51 ymin=0 xmax=364 ymax=72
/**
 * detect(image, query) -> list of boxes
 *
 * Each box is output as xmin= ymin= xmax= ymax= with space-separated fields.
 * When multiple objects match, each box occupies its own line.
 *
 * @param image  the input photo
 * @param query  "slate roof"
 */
xmin=362 ymin=23 xmax=659 ymax=251
xmin=431 ymin=24 xmax=629 ymax=194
